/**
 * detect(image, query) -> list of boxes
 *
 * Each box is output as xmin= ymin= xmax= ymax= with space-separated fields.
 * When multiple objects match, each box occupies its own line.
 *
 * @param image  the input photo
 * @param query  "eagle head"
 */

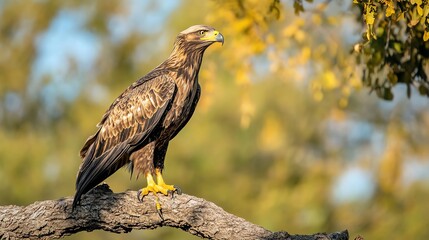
xmin=177 ymin=25 xmax=224 ymax=47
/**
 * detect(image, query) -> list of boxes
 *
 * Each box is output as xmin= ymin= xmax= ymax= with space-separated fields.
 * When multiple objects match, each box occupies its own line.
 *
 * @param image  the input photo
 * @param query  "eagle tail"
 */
xmin=72 ymin=143 xmax=129 ymax=210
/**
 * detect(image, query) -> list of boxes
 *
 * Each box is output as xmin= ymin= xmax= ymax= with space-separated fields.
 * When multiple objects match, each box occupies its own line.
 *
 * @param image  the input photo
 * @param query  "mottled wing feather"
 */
xmin=95 ymin=82 xmax=173 ymax=154
xmin=79 ymin=70 xmax=172 ymax=158
xmin=170 ymin=84 xmax=201 ymax=139
xmin=73 ymin=74 xmax=176 ymax=208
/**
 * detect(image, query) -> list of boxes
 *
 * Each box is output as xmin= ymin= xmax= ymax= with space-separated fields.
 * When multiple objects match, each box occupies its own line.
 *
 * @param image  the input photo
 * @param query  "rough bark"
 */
xmin=0 ymin=184 xmax=349 ymax=240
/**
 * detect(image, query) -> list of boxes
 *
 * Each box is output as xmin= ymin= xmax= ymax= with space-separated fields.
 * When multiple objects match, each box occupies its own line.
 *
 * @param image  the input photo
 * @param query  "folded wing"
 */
xmin=73 ymin=74 xmax=176 ymax=208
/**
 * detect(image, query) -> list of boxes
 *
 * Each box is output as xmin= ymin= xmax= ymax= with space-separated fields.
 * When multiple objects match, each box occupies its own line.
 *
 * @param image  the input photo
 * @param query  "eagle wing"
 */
xmin=74 ymin=74 xmax=176 ymax=207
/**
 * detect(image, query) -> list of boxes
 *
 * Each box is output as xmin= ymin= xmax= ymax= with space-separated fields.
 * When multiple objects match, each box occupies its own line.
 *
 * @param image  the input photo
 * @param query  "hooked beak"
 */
xmin=201 ymin=30 xmax=224 ymax=45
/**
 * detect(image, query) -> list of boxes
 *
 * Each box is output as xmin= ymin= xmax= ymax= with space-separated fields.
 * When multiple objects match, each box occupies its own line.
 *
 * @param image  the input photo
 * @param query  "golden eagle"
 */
xmin=73 ymin=25 xmax=224 ymax=209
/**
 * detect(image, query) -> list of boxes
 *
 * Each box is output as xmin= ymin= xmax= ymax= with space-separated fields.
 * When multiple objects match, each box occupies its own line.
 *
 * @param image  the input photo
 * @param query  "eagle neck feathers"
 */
xmin=161 ymin=36 xmax=207 ymax=85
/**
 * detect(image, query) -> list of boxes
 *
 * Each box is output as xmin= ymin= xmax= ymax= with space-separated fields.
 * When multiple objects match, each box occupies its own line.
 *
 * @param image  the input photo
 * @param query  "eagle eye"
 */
xmin=199 ymin=30 xmax=206 ymax=36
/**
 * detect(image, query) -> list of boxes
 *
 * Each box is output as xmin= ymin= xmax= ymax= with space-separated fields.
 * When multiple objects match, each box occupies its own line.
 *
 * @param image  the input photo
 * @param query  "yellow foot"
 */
xmin=137 ymin=171 xmax=181 ymax=202
xmin=156 ymin=169 xmax=182 ymax=196
xmin=137 ymin=171 xmax=182 ymax=220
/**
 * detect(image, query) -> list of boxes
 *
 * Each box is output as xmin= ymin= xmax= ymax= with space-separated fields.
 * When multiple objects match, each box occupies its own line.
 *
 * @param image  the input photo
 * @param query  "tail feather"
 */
xmin=72 ymin=143 xmax=129 ymax=210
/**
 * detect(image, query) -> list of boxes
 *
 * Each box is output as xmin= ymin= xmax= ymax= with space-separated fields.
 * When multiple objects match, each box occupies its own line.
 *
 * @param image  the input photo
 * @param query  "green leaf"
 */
xmin=387 ymin=72 xmax=398 ymax=85
xmin=418 ymin=85 xmax=429 ymax=95
xmin=384 ymin=88 xmax=394 ymax=100
xmin=293 ymin=0 xmax=304 ymax=15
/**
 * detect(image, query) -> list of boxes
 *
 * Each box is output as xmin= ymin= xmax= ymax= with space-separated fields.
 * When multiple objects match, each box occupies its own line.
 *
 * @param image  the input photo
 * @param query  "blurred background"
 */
xmin=1 ymin=0 xmax=429 ymax=239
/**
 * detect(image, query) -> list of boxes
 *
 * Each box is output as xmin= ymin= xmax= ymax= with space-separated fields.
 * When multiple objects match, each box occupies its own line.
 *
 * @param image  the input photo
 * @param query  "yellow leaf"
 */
xmin=417 ymin=5 xmax=423 ymax=16
xmin=323 ymin=70 xmax=340 ymax=90
xmin=234 ymin=18 xmax=253 ymax=32
xmin=424 ymin=31 xmax=429 ymax=41
xmin=386 ymin=4 xmax=395 ymax=17
xmin=294 ymin=30 xmax=306 ymax=43
xmin=410 ymin=7 xmax=421 ymax=26
xmin=301 ymin=47 xmax=311 ymax=62
xmin=236 ymin=68 xmax=249 ymax=85
xmin=366 ymin=24 xmax=375 ymax=40
xmin=411 ymin=0 xmax=422 ymax=5
xmin=424 ymin=5 xmax=429 ymax=18
xmin=393 ymin=42 xmax=402 ymax=52
xmin=365 ymin=12 xmax=375 ymax=24
xmin=259 ymin=113 xmax=284 ymax=152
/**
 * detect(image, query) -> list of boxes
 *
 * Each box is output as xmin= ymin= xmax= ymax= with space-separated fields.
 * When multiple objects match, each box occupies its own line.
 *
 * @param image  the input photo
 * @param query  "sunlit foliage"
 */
xmin=354 ymin=0 xmax=429 ymax=99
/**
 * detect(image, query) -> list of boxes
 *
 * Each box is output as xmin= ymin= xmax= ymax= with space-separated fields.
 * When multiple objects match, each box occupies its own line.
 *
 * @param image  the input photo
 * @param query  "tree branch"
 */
xmin=0 ymin=184 xmax=349 ymax=240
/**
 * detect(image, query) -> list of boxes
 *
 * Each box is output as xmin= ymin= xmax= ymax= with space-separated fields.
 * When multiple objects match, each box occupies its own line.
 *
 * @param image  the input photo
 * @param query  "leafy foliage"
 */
xmin=353 ymin=0 xmax=429 ymax=99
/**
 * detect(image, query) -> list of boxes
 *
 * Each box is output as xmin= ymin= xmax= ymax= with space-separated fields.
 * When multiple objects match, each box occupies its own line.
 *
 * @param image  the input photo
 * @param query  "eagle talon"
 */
xmin=168 ymin=186 xmax=182 ymax=198
xmin=137 ymin=189 xmax=144 ymax=202
xmin=157 ymin=207 xmax=164 ymax=220
xmin=168 ymin=189 xmax=176 ymax=199
xmin=155 ymin=197 xmax=164 ymax=220
xmin=174 ymin=185 xmax=182 ymax=195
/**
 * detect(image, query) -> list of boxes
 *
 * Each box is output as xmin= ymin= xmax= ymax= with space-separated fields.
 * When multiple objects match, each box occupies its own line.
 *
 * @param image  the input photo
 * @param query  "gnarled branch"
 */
xmin=0 ymin=184 xmax=349 ymax=240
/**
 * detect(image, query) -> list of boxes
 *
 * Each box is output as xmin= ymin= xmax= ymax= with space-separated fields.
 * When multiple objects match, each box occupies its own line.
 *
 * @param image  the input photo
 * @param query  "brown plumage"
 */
xmin=73 ymin=25 xmax=224 ymax=209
